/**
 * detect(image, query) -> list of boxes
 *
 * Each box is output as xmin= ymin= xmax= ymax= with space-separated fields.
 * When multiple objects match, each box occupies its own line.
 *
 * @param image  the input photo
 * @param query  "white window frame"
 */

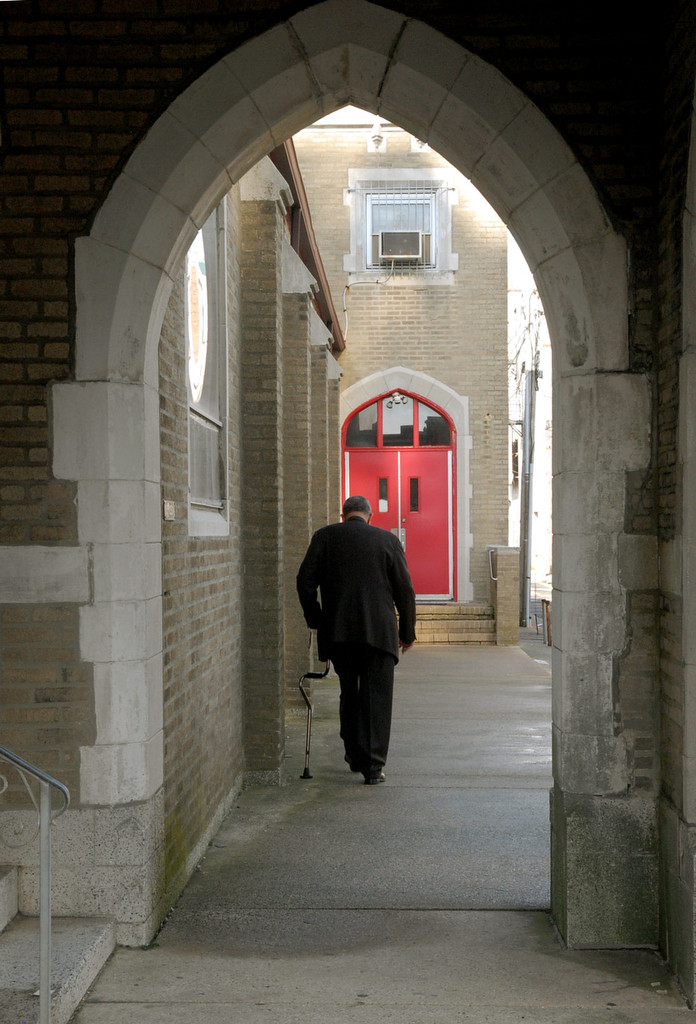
xmin=186 ymin=203 xmax=230 ymax=537
xmin=344 ymin=167 xmax=459 ymax=284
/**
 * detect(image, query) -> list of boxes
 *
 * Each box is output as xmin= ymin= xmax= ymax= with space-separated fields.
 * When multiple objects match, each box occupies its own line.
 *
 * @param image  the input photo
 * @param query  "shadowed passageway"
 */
xmin=72 ymin=644 xmax=687 ymax=1023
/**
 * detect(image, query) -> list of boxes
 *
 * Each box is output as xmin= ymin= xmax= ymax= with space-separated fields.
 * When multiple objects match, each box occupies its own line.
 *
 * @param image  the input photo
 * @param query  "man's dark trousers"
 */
xmin=330 ymin=641 xmax=396 ymax=773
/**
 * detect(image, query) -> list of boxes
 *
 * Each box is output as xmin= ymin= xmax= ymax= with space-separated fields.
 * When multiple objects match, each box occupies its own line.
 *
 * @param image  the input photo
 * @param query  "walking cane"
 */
xmin=298 ymin=661 xmax=329 ymax=779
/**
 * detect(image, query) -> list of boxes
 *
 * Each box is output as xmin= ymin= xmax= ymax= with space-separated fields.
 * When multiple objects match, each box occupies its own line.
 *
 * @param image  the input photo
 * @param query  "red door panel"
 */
xmin=345 ymin=450 xmax=398 ymax=534
xmin=345 ymin=448 xmax=452 ymax=598
xmin=400 ymin=449 xmax=451 ymax=597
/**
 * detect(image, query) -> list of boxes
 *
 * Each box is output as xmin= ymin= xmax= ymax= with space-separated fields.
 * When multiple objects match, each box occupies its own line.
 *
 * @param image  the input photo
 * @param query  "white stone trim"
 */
xmin=0 ymin=547 xmax=90 ymax=603
xmin=282 ymin=238 xmax=317 ymax=296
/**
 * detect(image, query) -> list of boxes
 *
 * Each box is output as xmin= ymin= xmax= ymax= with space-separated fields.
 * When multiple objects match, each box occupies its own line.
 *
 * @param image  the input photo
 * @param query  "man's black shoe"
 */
xmin=364 ymin=771 xmax=386 ymax=785
xmin=344 ymin=754 xmax=361 ymax=773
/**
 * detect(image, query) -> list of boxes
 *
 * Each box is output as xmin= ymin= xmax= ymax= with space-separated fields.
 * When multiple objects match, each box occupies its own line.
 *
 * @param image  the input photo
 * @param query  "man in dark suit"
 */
xmin=296 ymin=494 xmax=417 ymax=784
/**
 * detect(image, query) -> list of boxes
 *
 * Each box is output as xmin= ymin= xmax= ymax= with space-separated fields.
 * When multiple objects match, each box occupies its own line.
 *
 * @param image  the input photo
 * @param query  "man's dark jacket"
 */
xmin=296 ymin=517 xmax=417 ymax=662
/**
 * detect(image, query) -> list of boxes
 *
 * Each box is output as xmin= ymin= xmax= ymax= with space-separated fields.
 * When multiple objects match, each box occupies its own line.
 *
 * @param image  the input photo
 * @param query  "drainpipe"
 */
xmin=519 ymin=353 xmax=539 ymax=625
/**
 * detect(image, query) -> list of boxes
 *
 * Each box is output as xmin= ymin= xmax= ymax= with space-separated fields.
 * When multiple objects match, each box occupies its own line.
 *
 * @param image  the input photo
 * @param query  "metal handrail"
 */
xmin=0 ymin=745 xmax=70 ymax=1024
xmin=487 ymin=546 xmax=498 ymax=582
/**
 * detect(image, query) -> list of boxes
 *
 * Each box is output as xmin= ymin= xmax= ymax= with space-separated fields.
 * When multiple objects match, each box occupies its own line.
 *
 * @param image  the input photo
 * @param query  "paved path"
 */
xmin=71 ymin=643 xmax=690 ymax=1023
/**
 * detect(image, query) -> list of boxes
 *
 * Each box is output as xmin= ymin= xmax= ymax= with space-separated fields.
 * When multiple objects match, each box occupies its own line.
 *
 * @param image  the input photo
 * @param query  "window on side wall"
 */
xmin=185 ymin=206 xmax=229 ymax=536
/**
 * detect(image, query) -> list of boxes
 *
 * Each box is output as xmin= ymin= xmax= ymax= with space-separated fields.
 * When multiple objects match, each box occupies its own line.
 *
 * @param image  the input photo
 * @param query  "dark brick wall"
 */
xmin=657 ymin=0 xmax=696 ymax=813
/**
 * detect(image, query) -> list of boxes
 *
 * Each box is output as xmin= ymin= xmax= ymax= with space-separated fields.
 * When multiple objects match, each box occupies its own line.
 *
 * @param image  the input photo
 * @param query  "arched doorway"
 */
xmin=343 ymin=390 xmax=456 ymax=599
xmin=52 ymin=0 xmax=654 ymax=960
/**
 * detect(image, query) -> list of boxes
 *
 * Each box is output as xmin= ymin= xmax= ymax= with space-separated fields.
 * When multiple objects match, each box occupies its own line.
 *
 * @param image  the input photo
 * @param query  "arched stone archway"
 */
xmin=49 ymin=0 xmax=655 ymax=952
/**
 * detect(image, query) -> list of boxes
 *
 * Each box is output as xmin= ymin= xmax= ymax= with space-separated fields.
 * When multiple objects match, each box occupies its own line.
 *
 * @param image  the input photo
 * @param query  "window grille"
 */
xmin=359 ymin=180 xmax=445 ymax=274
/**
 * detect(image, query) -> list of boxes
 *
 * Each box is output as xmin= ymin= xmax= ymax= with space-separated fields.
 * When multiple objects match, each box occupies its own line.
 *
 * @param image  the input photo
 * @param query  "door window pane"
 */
xmin=378 ymin=477 xmax=388 ymax=513
xmin=418 ymin=405 xmax=450 ymax=446
xmin=382 ymin=394 xmax=413 ymax=446
xmin=345 ymin=402 xmax=378 ymax=447
xmin=409 ymin=477 xmax=419 ymax=512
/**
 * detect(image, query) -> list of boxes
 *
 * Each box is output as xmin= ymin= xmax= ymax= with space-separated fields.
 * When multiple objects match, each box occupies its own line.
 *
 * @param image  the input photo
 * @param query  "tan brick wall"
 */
xmin=294 ymin=127 xmax=509 ymax=601
xmin=487 ymin=546 xmax=520 ymax=645
xmin=310 ymin=345 xmax=330 ymax=533
xmin=240 ymin=195 xmax=286 ymax=778
xmin=282 ymin=291 xmax=313 ymax=707
xmin=159 ymin=192 xmax=244 ymax=895
xmin=328 ymin=375 xmax=342 ymax=518
xmin=0 ymin=603 xmax=94 ymax=802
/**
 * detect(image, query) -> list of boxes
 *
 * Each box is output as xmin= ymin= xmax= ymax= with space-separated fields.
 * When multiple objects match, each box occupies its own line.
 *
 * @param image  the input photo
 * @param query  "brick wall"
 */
xmin=158 ymin=192 xmax=244 ymax=895
xmin=0 ymin=603 xmax=93 ymax=801
xmin=657 ymin=1 xmax=696 ymax=813
xmin=310 ymin=345 xmax=330 ymax=533
xmin=240 ymin=193 xmax=286 ymax=778
xmin=282 ymin=290 xmax=313 ymax=707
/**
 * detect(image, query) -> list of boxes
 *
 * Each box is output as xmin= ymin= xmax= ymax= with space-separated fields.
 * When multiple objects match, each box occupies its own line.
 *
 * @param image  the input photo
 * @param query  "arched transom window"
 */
xmin=344 ymin=392 xmax=452 ymax=449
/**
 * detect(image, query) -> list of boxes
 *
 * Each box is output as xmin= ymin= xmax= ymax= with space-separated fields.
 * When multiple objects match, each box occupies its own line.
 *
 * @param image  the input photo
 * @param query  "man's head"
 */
xmin=342 ymin=495 xmax=372 ymax=522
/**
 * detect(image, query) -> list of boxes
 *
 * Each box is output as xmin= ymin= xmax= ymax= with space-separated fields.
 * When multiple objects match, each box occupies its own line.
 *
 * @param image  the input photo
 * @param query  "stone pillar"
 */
xmin=487 ymin=545 xmax=520 ymax=645
xmin=48 ymin=377 xmax=166 ymax=945
xmin=327 ymin=358 xmax=343 ymax=518
xmin=240 ymin=160 xmax=289 ymax=782
xmin=281 ymin=240 xmax=315 ymax=710
xmin=310 ymin=311 xmax=331 ymax=532
xmin=551 ymin=370 xmax=658 ymax=948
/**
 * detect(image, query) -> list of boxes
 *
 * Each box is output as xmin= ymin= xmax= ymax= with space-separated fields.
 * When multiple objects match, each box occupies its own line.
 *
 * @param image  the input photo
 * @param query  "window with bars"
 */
xmin=364 ymin=181 xmax=439 ymax=271
xmin=345 ymin=168 xmax=458 ymax=280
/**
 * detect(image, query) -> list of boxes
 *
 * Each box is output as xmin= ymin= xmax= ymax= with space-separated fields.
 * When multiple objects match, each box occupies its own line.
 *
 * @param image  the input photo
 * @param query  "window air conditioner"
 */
xmin=379 ymin=231 xmax=422 ymax=259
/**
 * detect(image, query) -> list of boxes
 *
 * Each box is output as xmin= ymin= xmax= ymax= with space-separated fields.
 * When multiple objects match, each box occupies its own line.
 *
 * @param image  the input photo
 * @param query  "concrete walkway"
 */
xmin=71 ymin=638 xmax=690 ymax=1023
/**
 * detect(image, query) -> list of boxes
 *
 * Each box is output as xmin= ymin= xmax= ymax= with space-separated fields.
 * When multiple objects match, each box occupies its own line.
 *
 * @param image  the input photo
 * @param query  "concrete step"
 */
xmin=415 ymin=630 xmax=497 ymax=638
xmin=0 ymin=866 xmax=18 ymax=933
xmin=417 ymin=603 xmax=494 ymax=619
xmin=417 ymin=631 xmax=496 ymax=644
xmin=416 ymin=603 xmax=497 ymax=644
xmin=0 ymin=914 xmax=115 ymax=1024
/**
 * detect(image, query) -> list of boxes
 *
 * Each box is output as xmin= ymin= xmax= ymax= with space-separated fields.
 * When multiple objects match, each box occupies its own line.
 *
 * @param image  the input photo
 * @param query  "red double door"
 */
xmin=344 ymin=447 xmax=453 ymax=599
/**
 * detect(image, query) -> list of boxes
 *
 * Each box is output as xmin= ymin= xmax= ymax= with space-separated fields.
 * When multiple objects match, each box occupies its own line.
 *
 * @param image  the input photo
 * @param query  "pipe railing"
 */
xmin=0 ymin=745 xmax=70 ymax=1024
